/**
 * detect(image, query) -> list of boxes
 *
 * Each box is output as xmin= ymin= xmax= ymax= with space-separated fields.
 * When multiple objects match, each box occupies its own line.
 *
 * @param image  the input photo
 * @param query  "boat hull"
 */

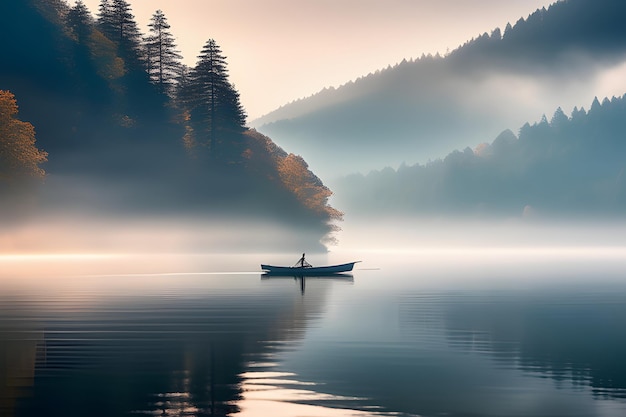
xmin=261 ymin=262 xmax=357 ymax=276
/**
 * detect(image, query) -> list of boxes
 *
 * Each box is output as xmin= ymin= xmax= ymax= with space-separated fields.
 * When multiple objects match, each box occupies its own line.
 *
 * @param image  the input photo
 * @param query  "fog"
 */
xmin=0 ymin=176 xmax=333 ymax=255
xmin=6 ymin=216 xmax=624 ymax=257
xmin=5 ymin=169 xmax=626 ymax=255
xmin=252 ymin=0 xmax=626 ymax=179
xmin=332 ymin=216 xmax=626 ymax=254
xmin=454 ymin=58 xmax=626 ymax=128
xmin=0 ymin=216 xmax=327 ymax=255
xmin=257 ymin=59 xmax=626 ymax=179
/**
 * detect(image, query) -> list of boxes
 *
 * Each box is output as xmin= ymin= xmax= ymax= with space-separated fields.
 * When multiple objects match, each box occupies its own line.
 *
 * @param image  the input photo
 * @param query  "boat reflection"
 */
xmin=261 ymin=274 xmax=354 ymax=294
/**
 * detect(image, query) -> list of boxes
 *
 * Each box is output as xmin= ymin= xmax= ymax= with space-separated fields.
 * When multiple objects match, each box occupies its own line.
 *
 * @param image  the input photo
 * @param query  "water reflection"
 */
xmin=266 ymin=252 xmax=626 ymax=417
xmin=261 ymin=274 xmax=354 ymax=295
xmin=1 ymin=291 xmax=252 ymax=416
xmin=236 ymin=358 xmax=404 ymax=416
xmin=439 ymin=289 xmax=626 ymax=399
xmin=0 ymin=313 xmax=43 ymax=415
xmin=0 ymin=255 xmax=363 ymax=417
xmin=394 ymin=265 xmax=626 ymax=416
xmin=3 ymin=252 xmax=626 ymax=417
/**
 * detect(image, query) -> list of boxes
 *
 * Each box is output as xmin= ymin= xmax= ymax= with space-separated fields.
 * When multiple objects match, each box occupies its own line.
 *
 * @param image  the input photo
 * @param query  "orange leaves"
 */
xmin=277 ymin=154 xmax=310 ymax=191
xmin=278 ymin=153 xmax=343 ymax=220
xmin=0 ymin=91 xmax=48 ymax=182
xmin=242 ymin=129 xmax=343 ymax=224
xmin=0 ymin=90 xmax=19 ymax=121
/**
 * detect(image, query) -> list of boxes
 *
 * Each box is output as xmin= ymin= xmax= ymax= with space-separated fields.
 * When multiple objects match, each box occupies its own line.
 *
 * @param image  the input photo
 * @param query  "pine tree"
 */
xmin=550 ymin=106 xmax=569 ymax=129
xmin=97 ymin=0 xmax=169 ymax=122
xmin=96 ymin=0 xmax=115 ymax=39
xmin=185 ymin=39 xmax=247 ymax=157
xmin=97 ymin=0 xmax=143 ymax=69
xmin=144 ymin=10 xmax=182 ymax=95
xmin=66 ymin=0 xmax=93 ymax=43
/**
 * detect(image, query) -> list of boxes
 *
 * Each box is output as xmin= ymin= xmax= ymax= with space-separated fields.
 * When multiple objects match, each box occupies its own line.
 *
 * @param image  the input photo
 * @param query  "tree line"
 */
xmin=334 ymin=94 xmax=626 ymax=218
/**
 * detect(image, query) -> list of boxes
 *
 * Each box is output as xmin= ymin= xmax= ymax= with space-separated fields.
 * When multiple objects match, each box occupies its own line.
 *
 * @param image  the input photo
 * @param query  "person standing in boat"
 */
xmin=297 ymin=253 xmax=312 ymax=268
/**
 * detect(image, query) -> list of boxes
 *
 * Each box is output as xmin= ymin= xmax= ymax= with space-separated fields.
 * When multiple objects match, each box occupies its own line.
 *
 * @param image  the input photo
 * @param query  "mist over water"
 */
xmin=0 ymin=216 xmax=331 ymax=255
xmin=333 ymin=217 xmax=626 ymax=253
xmin=2 ymin=170 xmax=626 ymax=417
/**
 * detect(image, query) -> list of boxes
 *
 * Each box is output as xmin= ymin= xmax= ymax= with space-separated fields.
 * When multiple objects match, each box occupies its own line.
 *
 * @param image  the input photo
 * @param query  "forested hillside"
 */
xmin=0 ymin=0 xmax=340 ymax=248
xmin=333 ymin=95 xmax=626 ymax=218
xmin=253 ymin=0 xmax=626 ymax=176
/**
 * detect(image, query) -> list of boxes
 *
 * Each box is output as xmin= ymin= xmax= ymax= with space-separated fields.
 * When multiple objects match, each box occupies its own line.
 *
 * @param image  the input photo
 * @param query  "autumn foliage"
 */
xmin=277 ymin=154 xmax=342 ymax=220
xmin=0 ymin=90 xmax=48 ymax=183
xmin=243 ymin=129 xmax=342 ymax=225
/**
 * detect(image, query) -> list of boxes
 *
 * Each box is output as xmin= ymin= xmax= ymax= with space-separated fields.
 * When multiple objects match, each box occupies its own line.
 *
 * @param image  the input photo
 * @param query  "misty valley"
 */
xmin=3 ymin=0 xmax=626 ymax=416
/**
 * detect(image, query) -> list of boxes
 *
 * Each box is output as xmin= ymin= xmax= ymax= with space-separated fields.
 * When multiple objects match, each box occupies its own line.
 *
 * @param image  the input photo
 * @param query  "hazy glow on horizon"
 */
xmin=78 ymin=0 xmax=552 ymax=120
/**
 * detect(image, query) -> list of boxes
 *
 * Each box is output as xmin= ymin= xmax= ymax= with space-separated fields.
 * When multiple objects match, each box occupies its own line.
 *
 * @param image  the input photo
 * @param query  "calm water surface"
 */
xmin=1 ymin=249 xmax=626 ymax=417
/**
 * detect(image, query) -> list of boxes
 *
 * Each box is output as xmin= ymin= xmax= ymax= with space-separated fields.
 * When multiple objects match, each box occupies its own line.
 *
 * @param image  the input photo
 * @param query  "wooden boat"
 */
xmin=261 ymin=261 xmax=358 ymax=276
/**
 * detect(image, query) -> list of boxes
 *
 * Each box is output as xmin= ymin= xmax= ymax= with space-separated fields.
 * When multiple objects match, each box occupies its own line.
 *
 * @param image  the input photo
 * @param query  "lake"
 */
xmin=1 ymin=248 xmax=626 ymax=417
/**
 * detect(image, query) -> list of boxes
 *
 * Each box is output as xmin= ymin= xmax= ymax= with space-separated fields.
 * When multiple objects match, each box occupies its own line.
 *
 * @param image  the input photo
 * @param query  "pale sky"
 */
xmin=80 ymin=0 xmax=553 ymax=120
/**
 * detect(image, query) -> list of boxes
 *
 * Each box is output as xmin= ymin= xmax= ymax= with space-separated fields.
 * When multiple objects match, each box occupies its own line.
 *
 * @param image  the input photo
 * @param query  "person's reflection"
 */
xmin=298 ymin=276 xmax=305 ymax=295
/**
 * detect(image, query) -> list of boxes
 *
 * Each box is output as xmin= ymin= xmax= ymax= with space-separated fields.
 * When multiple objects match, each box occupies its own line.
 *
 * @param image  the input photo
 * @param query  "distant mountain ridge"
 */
xmin=253 ymin=0 xmax=626 ymax=176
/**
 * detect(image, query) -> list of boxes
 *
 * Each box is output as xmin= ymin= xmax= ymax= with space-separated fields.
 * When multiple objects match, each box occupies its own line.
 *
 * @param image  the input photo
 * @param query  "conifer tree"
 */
xmin=97 ymin=0 xmax=143 ymax=68
xmin=144 ymin=10 xmax=182 ymax=95
xmin=550 ymin=107 xmax=568 ymax=129
xmin=185 ymin=39 xmax=247 ymax=157
xmin=66 ymin=0 xmax=93 ymax=43
xmin=97 ymin=0 xmax=169 ymax=122
xmin=96 ymin=0 xmax=114 ymax=39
